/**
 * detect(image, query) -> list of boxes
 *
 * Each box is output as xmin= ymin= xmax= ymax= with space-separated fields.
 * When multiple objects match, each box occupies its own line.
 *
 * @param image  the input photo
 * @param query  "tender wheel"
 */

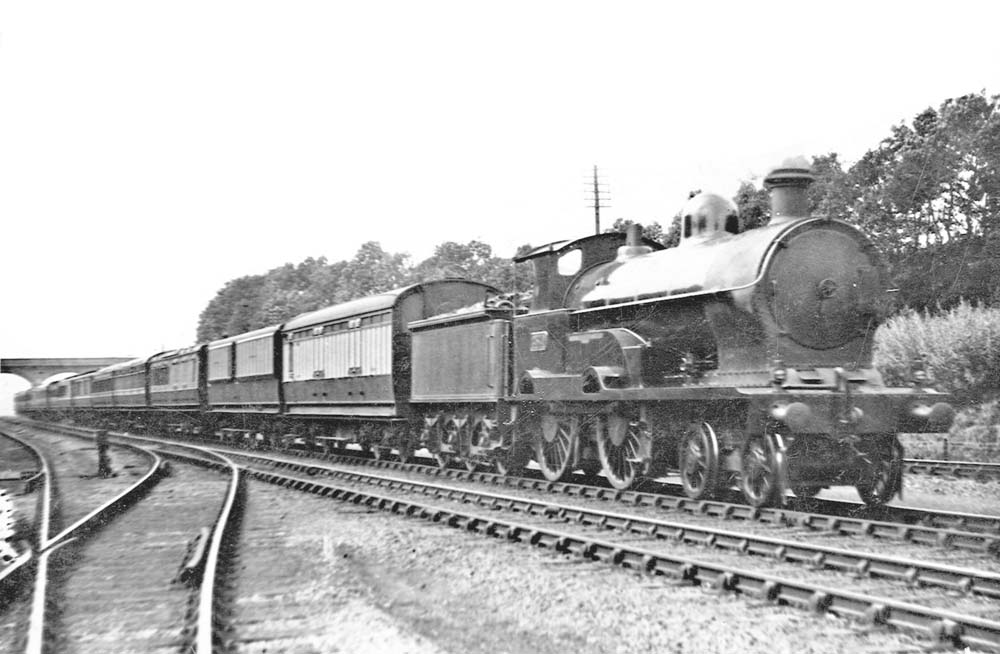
xmin=678 ymin=422 xmax=720 ymax=500
xmin=739 ymin=433 xmax=784 ymax=507
xmin=537 ymin=414 xmax=576 ymax=481
xmin=396 ymin=429 xmax=415 ymax=463
xmin=856 ymin=438 xmax=903 ymax=507
xmin=462 ymin=418 xmax=493 ymax=473
xmin=471 ymin=418 xmax=494 ymax=450
xmin=432 ymin=419 xmax=460 ymax=470
xmin=596 ymin=414 xmax=643 ymax=490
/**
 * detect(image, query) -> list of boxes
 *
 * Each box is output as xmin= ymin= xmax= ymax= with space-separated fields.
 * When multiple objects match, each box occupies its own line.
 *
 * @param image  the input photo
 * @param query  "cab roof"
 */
xmin=513 ymin=232 xmax=663 ymax=263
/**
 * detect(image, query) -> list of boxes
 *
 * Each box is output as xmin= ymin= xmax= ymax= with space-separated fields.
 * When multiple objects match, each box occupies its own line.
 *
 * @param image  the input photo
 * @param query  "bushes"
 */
xmin=874 ymin=302 xmax=1000 ymax=459
xmin=947 ymin=400 xmax=1000 ymax=461
xmin=873 ymin=301 xmax=1000 ymax=402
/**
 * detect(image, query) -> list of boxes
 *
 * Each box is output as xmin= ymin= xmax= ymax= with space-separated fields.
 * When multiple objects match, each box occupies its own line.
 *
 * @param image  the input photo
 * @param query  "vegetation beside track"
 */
xmin=876 ymin=303 xmax=1000 ymax=462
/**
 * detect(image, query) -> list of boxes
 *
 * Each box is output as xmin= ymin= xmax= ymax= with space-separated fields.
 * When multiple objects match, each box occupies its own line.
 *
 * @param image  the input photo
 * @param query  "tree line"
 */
xmin=198 ymin=90 xmax=1000 ymax=342
xmin=196 ymin=240 xmax=535 ymax=341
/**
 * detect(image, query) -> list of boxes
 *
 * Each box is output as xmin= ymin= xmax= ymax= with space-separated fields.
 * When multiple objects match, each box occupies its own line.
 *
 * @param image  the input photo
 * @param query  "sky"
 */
xmin=2 ymin=1 xmax=999 ymax=408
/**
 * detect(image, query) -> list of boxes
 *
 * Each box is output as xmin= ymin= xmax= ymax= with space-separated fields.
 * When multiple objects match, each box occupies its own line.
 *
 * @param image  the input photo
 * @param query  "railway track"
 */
xmin=229 ymin=451 xmax=1000 ymax=650
xmin=285 ymin=448 xmax=1000 ymax=550
xmin=222 ymin=453 xmax=1000 ymax=596
xmin=6 ymin=423 xmax=438 ymax=651
xmin=0 ymin=430 xmax=42 ymax=650
xmin=16 ymin=418 xmax=1000 ymax=542
xmin=10 ymin=419 xmax=1000 ymax=650
xmin=99 ymin=429 xmax=1000 ymax=650
xmin=0 ymin=424 xmax=242 ymax=654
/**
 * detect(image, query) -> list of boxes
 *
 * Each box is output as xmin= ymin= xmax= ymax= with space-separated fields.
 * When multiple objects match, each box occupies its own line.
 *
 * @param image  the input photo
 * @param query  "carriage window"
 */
xmin=557 ymin=249 xmax=581 ymax=276
xmin=152 ymin=366 xmax=169 ymax=386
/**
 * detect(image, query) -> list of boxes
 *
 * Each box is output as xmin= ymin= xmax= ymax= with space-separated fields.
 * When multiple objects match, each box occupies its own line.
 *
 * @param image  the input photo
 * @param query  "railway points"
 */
xmin=0 ymin=424 xmax=243 ymax=654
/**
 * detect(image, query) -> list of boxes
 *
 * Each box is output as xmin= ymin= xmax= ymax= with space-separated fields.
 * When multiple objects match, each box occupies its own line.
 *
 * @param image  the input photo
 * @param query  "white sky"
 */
xmin=2 ymin=1 xmax=999 ymax=407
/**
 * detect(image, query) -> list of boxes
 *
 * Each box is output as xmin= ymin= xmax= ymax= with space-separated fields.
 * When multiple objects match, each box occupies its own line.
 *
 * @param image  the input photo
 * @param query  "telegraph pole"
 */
xmin=586 ymin=165 xmax=611 ymax=234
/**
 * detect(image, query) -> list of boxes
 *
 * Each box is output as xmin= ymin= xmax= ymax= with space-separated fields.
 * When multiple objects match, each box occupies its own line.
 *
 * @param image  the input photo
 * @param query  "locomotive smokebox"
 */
xmin=764 ymin=156 xmax=814 ymax=223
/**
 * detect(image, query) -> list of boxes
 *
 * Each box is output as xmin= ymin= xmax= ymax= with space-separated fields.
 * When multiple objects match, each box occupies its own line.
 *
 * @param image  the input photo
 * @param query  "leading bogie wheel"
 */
xmin=537 ymin=414 xmax=576 ymax=482
xmin=679 ymin=422 xmax=720 ymax=500
xmin=856 ymin=438 xmax=903 ymax=507
xmin=596 ymin=414 xmax=643 ymax=490
xmin=739 ymin=433 xmax=783 ymax=507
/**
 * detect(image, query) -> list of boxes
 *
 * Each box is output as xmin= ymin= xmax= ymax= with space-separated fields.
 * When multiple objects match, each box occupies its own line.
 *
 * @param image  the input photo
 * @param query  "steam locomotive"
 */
xmin=15 ymin=158 xmax=955 ymax=507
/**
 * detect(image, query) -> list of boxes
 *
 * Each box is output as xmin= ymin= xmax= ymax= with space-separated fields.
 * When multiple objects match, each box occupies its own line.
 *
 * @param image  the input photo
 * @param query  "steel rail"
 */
xmin=242 ymin=464 xmax=1000 ymax=651
xmin=0 ymin=427 xmax=52 ymax=654
xmin=24 ymin=539 xmax=74 ymax=654
xmin=808 ymin=496 xmax=1000 ymax=536
xmin=189 ymin=448 xmax=242 ymax=654
xmin=905 ymin=458 xmax=1000 ymax=480
xmin=1 ymin=427 xmax=53 ymax=547
xmin=225 ymin=451 xmax=1000 ymax=600
xmin=0 ymin=428 xmax=47 ymax=625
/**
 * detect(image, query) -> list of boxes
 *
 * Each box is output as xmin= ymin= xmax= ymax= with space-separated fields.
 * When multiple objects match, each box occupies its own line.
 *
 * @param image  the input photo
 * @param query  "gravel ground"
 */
xmin=263 ymin=485 xmax=949 ymax=654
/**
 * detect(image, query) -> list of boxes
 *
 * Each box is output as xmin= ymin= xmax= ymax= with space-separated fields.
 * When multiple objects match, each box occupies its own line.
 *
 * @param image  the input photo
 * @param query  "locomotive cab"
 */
xmin=514 ymin=232 xmax=665 ymax=313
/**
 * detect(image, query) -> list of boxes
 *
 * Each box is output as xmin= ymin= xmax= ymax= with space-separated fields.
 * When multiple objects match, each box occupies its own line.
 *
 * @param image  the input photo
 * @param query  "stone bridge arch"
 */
xmin=0 ymin=358 xmax=134 ymax=387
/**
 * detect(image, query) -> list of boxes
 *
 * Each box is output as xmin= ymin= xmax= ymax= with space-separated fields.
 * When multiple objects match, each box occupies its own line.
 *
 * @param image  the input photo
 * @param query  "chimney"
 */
xmin=763 ymin=156 xmax=814 ymax=223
